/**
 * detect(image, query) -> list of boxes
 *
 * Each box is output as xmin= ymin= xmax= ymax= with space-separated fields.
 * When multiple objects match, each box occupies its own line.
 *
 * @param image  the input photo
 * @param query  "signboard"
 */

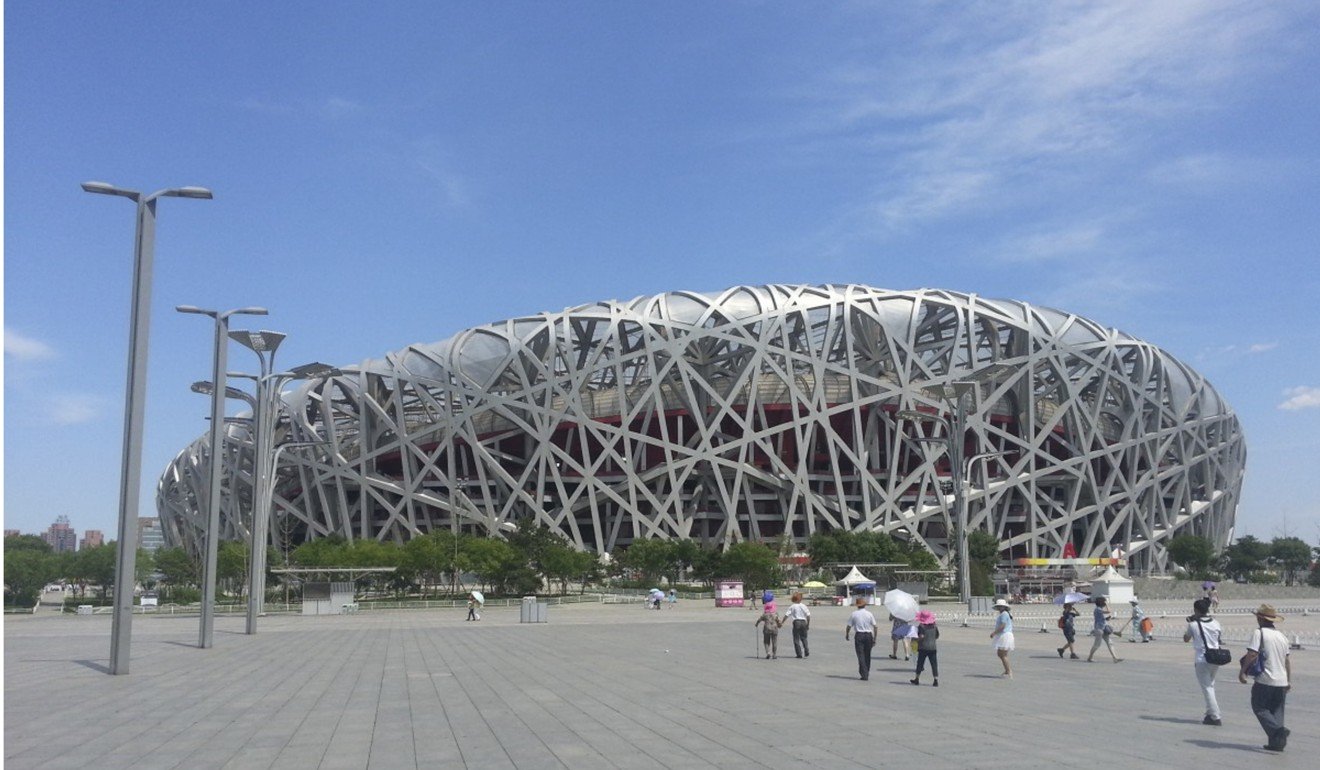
xmin=715 ymin=579 xmax=745 ymax=607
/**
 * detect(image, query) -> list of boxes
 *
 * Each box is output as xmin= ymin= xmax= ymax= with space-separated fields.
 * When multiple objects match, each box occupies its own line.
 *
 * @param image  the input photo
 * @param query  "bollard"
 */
xmin=960 ymin=615 xmax=969 ymax=628
xmin=1290 ymin=634 xmax=1303 ymax=650
xmin=1040 ymin=621 xmax=1049 ymax=633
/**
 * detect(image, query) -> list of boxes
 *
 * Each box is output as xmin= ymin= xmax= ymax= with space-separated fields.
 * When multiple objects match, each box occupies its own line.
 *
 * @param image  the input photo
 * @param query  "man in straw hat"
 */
xmin=1238 ymin=604 xmax=1291 ymax=752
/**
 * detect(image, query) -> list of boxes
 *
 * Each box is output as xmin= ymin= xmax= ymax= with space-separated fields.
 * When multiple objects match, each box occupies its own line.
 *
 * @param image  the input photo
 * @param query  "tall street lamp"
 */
xmin=227 ymin=336 xmax=336 ymax=634
xmin=178 ymin=305 xmax=268 ymax=649
xmin=82 ymin=180 xmax=212 ymax=675
xmin=255 ymin=439 xmax=327 ymax=619
xmin=898 ymin=408 xmax=971 ymax=604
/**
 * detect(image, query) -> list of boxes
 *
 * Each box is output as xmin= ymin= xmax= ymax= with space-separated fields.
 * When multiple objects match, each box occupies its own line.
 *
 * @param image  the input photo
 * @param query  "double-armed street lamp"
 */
xmin=898 ymin=405 xmax=972 ymax=605
xmin=81 ymin=181 xmax=212 ymax=675
xmin=191 ymin=355 xmax=337 ymax=634
xmin=226 ymin=331 xmax=337 ymax=634
xmin=177 ymin=305 xmax=268 ymax=649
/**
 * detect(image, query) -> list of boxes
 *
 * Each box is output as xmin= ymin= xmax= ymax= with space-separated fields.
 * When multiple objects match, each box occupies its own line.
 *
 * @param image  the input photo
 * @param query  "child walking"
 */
xmin=909 ymin=609 xmax=939 ymax=687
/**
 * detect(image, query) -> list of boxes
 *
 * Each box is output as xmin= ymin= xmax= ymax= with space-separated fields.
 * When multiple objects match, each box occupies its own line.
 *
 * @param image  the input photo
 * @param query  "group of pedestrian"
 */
xmin=754 ymin=591 xmax=811 ymax=659
xmin=1181 ymin=599 xmax=1291 ymax=752
xmin=842 ymin=596 xmax=940 ymax=685
xmin=757 ymin=588 xmax=1295 ymax=754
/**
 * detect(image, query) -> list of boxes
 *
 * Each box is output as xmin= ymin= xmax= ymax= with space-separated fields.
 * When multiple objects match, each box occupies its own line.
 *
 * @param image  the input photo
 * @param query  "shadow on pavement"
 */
xmin=73 ymin=659 xmax=110 ymax=674
xmin=1139 ymin=715 xmax=1203 ymax=725
xmin=1184 ymin=739 xmax=1265 ymax=753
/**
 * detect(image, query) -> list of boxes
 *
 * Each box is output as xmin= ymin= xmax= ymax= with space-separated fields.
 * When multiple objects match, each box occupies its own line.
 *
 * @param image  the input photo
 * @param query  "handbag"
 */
xmin=1241 ymin=629 xmax=1271 ymax=676
xmin=1195 ymin=619 xmax=1231 ymax=666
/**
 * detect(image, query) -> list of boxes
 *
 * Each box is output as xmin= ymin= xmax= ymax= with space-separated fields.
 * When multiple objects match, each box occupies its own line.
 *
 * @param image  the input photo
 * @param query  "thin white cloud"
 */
xmin=4 ymin=329 xmax=57 ymax=361
xmin=49 ymin=394 xmax=105 ymax=425
xmin=409 ymin=137 xmax=472 ymax=210
xmin=997 ymin=221 xmax=1107 ymax=264
xmin=1196 ymin=341 xmax=1280 ymax=362
xmin=321 ymin=96 xmax=365 ymax=119
xmin=1279 ymin=386 xmax=1320 ymax=411
xmin=1147 ymin=153 xmax=1235 ymax=190
xmin=803 ymin=1 xmax=1294 ymax=227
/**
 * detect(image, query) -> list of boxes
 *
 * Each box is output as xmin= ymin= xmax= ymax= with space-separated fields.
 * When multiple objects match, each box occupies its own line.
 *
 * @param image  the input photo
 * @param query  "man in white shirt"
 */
xmin=784 ymin=592 xmax=812 ymax=658
xmin=1238 ymin=604 xmax=1292 ymax=752
xmin=844 ymin=596 xmax=877 ymax=680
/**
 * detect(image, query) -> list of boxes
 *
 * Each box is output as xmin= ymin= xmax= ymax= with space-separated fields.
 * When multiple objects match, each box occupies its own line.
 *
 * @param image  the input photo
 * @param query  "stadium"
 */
xmin=157 ymin=284 xmax=1245 ymax=574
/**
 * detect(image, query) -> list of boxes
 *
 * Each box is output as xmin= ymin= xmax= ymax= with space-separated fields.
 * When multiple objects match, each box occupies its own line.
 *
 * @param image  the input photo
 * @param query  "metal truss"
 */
xmin=157 ymin=284 xmax=1245 ymax=573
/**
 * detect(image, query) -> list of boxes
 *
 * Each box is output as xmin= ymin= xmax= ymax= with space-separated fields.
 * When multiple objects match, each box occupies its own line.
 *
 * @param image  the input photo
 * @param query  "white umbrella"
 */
xmin=1053 ymin=591 xmax=1088 ymax=605
xmin=470 ymin=590 xmax=484 ymax=605
xmin=881 ymin=589 xmax=919 ymax=622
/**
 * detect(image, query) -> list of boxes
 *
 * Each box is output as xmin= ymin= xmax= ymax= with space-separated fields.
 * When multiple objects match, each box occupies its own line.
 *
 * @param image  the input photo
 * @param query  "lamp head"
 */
xmin=164 ymin=187 xmax=214 ymax=200
xmin=229 ymin=329 xmax=286 ymax=354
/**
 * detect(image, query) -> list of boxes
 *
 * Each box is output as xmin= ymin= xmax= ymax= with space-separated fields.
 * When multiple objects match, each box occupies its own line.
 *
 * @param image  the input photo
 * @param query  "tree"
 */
xmin=966 ymin=530 xmax=1001 ymax=597
xmin=720 ymin=542 xmax=781 ymax=589
xmin=806 ymin=530 xmax=902 ymax=570
xmin=465 ymin=537 xmax=525 ymax=594
xmin=1270 ymin=537 xmax=1312 ymax=585
xmin=1220 ymin=535 xmax=1269 ymax=579
xmin=617 ymin=539 xmax=671 ymax=585
xmin=539 ymin=540 xmax=585 ymax=595
xmin=3 ymin=538 xmax=59 ymax=607
xmin=153 ymin=547 xmax=199 ymax=600
xmin=689 ymin=546 xmax=723 ymax=586
xmin=403 ymin=531 xmax=457 ymax=597
xmin=216 ymin=540 xmax=249 ymax=600
xmin=70 ymin=544 xmax=118 ymax=600
xmin=1308 ymin=562 xmax=1320 ymax=588
xmin=1166 ymin=534 xmax=1214 ymax=576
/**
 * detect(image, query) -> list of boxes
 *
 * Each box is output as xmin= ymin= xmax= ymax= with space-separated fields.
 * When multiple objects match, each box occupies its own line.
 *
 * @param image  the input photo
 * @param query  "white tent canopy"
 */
xmin=834 ymin=566 xmax=876 ymax=587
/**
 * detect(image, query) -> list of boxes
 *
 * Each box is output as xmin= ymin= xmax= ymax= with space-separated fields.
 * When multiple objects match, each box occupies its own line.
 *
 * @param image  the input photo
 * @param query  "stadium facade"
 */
xmin=157 ymin=284 xmax=1245 ymax=574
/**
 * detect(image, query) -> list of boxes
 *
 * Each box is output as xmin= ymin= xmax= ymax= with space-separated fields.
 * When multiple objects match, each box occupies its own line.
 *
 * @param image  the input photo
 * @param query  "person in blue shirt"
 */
xmin=1087 ymin=597 xmax=1122 ymax=663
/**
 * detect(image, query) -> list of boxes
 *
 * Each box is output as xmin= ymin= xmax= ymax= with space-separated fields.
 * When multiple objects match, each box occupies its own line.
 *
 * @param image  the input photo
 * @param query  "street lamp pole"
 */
xmin=898 ymin=386 xmax=976 ymax=605
xmin=178 ymin=305 xmax=268 ymax=649
xmin=227 ymin=352 xmax=335 ymax=634
xmin=82 ymin=181 xmax=212 ymax=675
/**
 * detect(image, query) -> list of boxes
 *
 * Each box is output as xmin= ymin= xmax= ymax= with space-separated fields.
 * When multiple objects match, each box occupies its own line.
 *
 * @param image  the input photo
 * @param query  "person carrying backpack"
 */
xmin=1056 ymin=602 xmax=1080 ymax=659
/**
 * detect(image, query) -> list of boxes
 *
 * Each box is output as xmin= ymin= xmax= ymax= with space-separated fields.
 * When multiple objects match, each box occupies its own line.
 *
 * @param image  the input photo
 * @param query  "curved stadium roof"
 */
xmin=157 ymin=284 xmax=1245 ymax=574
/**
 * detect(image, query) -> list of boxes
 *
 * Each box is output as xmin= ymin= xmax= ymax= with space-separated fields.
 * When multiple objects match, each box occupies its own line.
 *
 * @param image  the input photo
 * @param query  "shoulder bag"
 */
xmin=1195 ymin=619 xmax=1231 ymax=666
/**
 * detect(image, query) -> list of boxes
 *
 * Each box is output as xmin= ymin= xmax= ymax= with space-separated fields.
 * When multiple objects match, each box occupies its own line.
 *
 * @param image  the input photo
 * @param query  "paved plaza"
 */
xmin=4 ymin=600 xmax=1315 ymax=769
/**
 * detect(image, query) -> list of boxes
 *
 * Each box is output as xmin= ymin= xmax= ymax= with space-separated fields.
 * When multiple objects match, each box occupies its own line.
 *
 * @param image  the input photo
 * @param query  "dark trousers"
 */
xmin=1251 ymin=683 xmax=1287 ymax=743
xmin=916 ymin=649 xmax=939 ymax=678
xmin=792 ymin=620 xmax=809 ymax=657
xmin=853 ymin=632 xmax=875 ymax=679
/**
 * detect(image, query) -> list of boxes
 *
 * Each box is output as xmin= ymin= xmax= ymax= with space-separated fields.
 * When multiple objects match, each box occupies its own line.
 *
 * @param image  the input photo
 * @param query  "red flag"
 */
xmin=1062 ymin=542 xmax=1077 ymax=558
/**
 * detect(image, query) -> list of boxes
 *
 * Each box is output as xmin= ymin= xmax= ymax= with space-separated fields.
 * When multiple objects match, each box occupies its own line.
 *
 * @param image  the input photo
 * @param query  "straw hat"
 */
xmin=1254 ymin=604 xmax=1284 ymax=622
xmin=1129 ymin=597 xmax=1140 ymax=604
xmin=992 ymin=598 xmax=1011 ymax=610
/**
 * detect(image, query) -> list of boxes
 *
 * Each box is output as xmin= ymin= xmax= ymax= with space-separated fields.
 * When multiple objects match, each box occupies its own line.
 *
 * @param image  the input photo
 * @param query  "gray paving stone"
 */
xmin=6 ymin=601 xmax=1317 ymax=769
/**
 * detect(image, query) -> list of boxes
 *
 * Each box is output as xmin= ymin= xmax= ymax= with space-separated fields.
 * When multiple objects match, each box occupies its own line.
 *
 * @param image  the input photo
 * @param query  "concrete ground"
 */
xmin=4 ymin=600 xmax=1315 ymax=769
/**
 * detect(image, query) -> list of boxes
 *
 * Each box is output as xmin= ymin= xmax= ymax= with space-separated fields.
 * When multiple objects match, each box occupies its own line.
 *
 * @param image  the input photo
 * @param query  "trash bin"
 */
xmin=520 ymin=595 xmax=548 ymax=623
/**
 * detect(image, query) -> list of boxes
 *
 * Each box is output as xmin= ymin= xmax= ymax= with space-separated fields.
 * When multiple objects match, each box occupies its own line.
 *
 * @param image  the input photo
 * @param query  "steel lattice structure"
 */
xmin=157 ymin=284 xmax=1244 ymax=573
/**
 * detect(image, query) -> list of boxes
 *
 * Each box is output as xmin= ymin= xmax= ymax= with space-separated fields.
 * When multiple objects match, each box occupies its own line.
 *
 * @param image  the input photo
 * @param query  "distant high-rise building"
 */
xmin=4 ymin=529 xmax=21 ymax=539
xmin=137 ymin=517 xmax=165 ymax=551
xmin=44 ymin=516 xmax=78 ymax=553
xmin=81 ymin=530 xmax=105 ymax=550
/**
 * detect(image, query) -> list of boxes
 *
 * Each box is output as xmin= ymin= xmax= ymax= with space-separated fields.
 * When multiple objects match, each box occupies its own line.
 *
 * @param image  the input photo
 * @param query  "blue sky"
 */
xmin=4 ymin=2 xmax=1319 ymax=544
